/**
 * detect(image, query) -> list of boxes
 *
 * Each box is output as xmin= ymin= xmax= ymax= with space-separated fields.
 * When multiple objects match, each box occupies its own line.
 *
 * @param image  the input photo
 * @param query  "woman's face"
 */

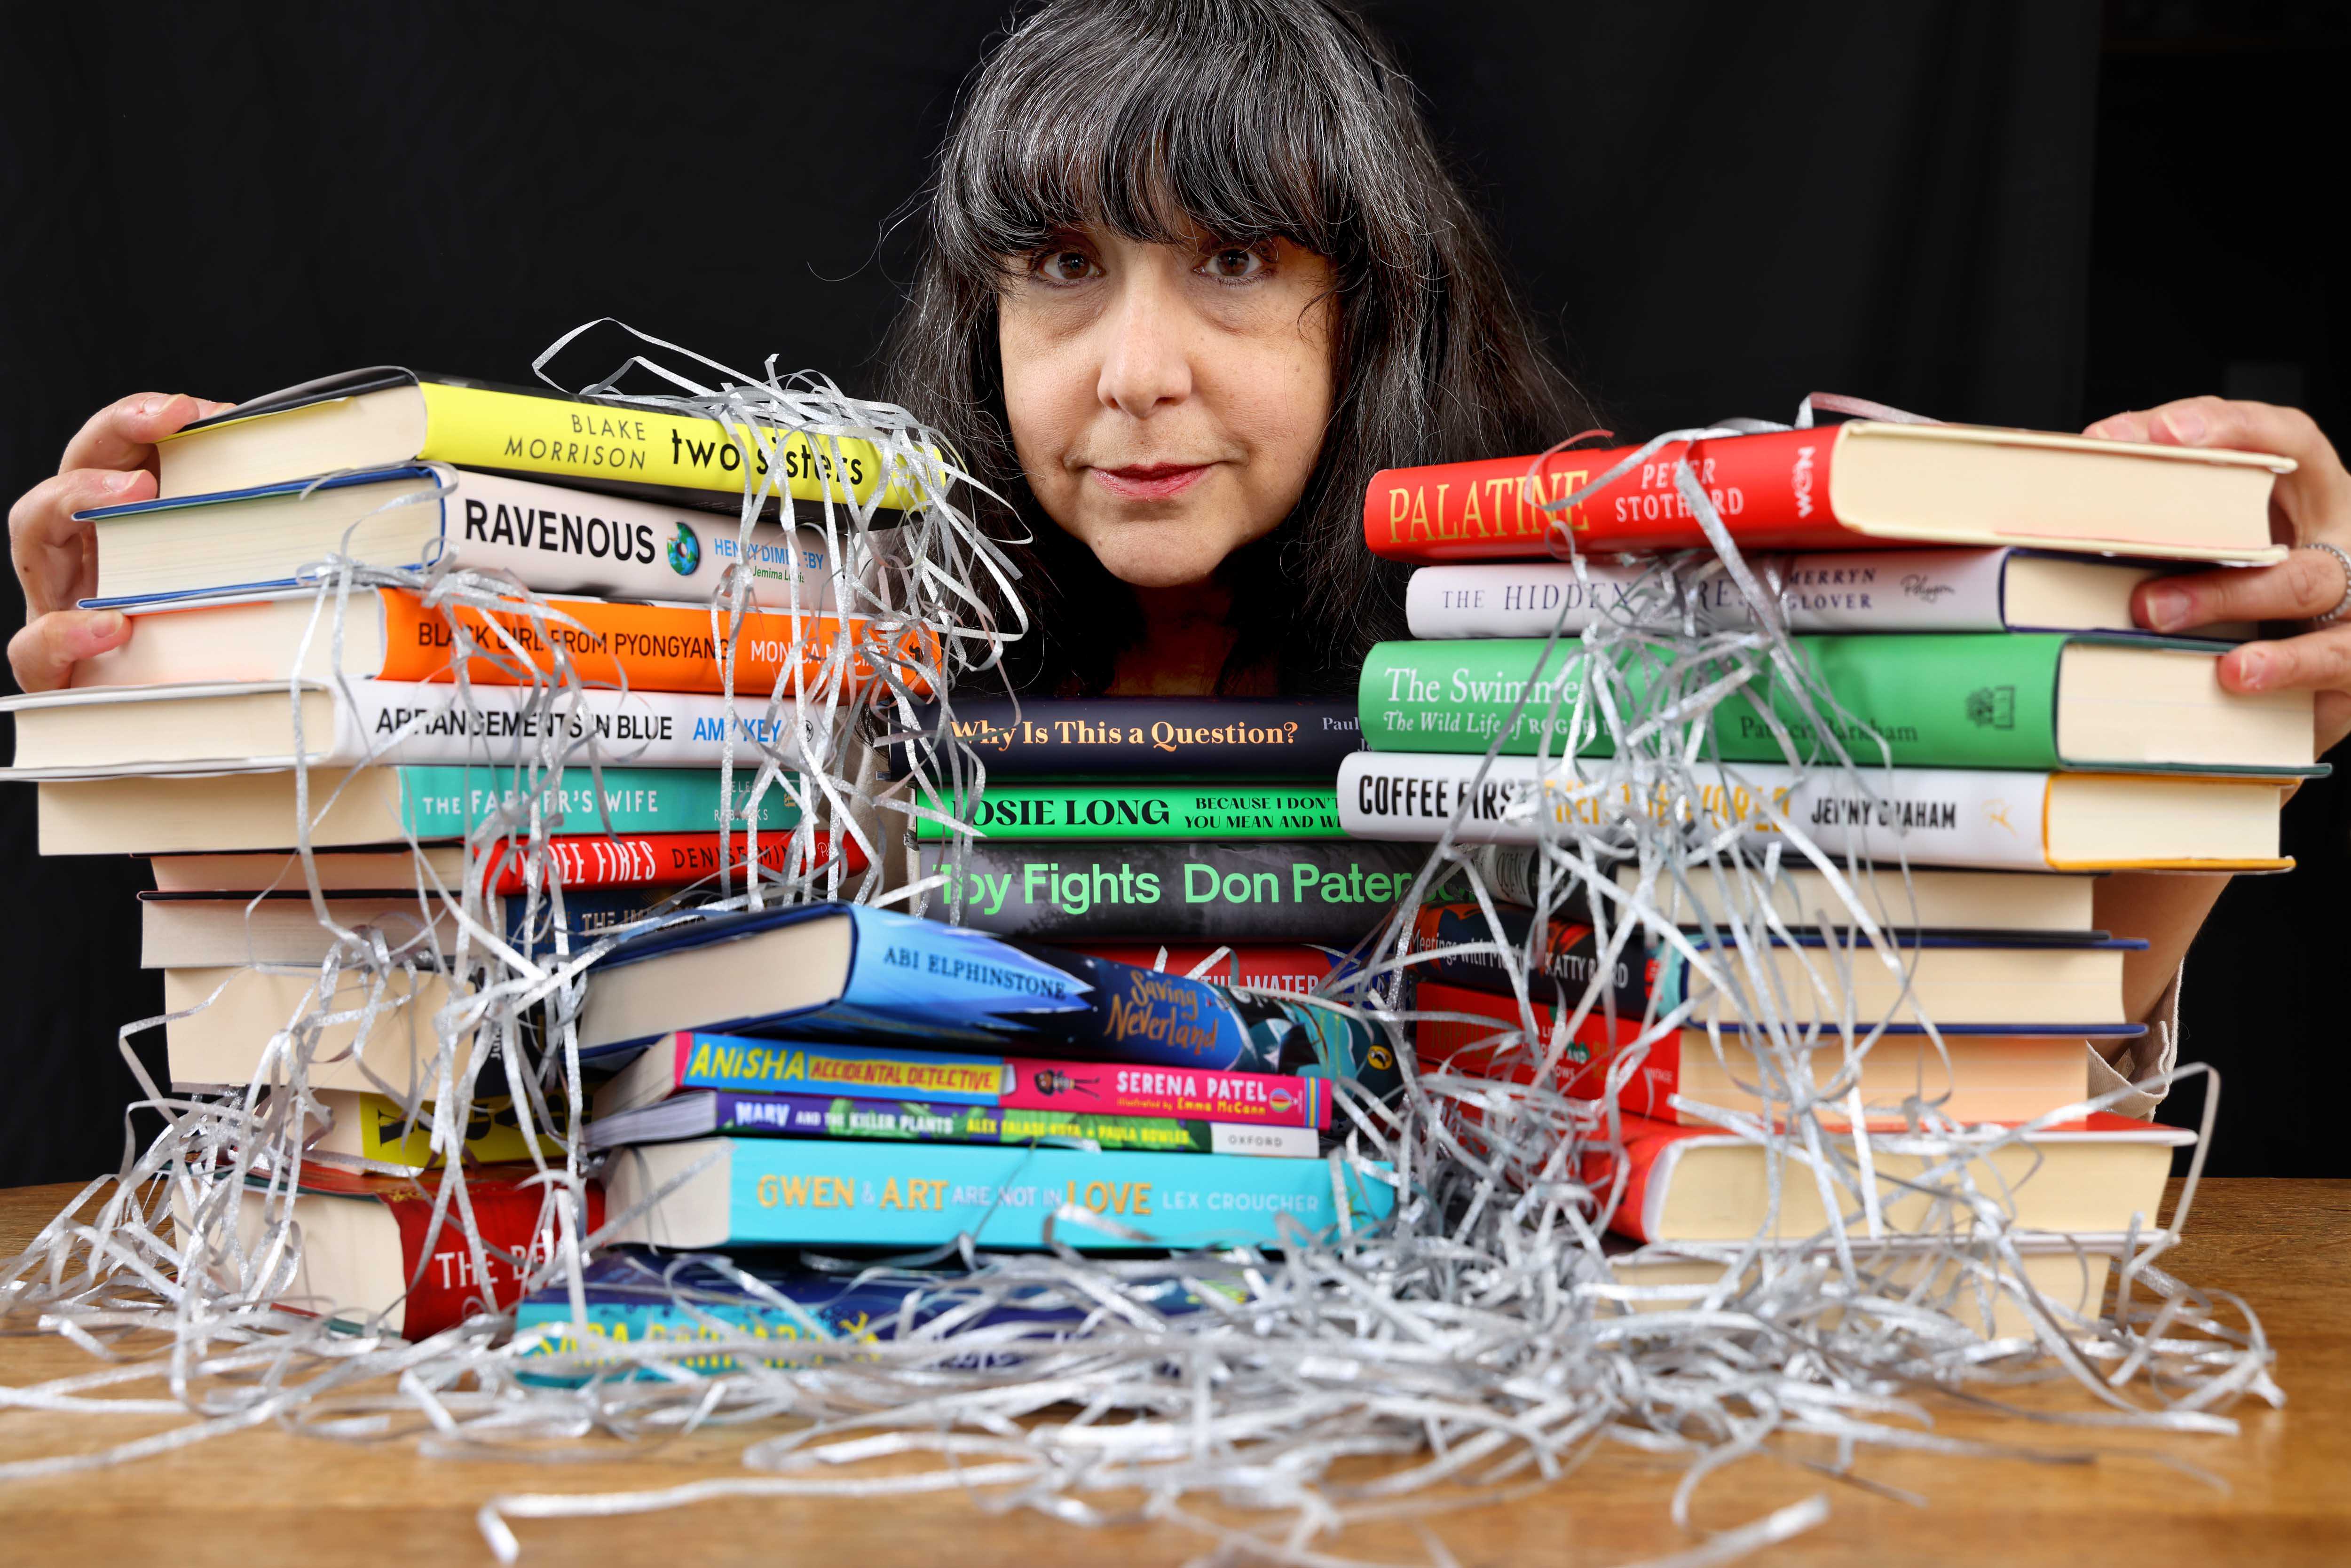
xmin=997 ymin=223 xmax=1337 ymax=589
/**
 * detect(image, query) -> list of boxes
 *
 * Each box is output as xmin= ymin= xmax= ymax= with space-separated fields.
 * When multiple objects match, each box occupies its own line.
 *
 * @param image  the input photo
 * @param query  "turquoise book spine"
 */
xmin=622 ymin=1140 xmax=1394 ymax=1250
xmin=392 ymin=766 xmax=801 ymax=839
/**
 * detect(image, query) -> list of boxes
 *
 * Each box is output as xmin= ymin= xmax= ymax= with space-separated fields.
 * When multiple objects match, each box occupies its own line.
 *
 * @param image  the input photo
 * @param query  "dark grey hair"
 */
xmin=884 ymin=0 xmax=1594 ymax=694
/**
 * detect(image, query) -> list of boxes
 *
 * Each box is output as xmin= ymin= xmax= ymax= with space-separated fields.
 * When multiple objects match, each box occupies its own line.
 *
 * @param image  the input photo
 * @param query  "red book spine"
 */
xmin=384 ymin=1178 xmax=606 ymax=1338
xmin=1412 ymin=979 xmax=1673 ymax=1118
xmin=482 ymin=831 xmax=867 ymax=894
xmin=1362 ymin=426 xmax=1855 ymax=561
xmin=1068 ymin=943 xmax=1344 ymax=993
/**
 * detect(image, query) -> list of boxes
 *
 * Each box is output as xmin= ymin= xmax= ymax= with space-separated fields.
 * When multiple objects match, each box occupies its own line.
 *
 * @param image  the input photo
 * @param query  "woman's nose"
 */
xmin=1095 ymin=268 xmax=1193 ymax=420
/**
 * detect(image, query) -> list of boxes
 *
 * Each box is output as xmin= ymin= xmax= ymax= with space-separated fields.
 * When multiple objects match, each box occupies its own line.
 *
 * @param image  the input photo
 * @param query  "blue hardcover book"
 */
xmin=576 ymin=901 xmax=1401 ymax=1095
xmin=512 ymin=1250 xmax=1239 ymax=1384
xmin=603 ymin=1139 xmax=1394 ymax=1251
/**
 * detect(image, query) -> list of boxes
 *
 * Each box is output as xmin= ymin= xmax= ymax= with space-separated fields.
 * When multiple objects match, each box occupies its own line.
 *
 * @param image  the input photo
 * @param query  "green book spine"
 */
xmin=393 ymin=766 xmax=803 ymax=839
xmin=916 ymin=783 xmax=1344 ymax=841
xmin=1358 ymin=635 xmax=2068 ymax=770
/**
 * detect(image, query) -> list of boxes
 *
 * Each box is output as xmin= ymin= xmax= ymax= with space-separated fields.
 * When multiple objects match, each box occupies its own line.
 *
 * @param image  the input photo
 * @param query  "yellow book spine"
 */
xmin=357 ymin=1093 xmax=564 ymax=1166
xmin=417 ymin=381 xmax=927 ymax=511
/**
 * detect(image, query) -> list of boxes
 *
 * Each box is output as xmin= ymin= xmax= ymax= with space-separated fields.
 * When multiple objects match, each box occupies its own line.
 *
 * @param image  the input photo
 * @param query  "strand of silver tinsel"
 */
xmin=0 ymin=357 xmax=2281 ymax=1565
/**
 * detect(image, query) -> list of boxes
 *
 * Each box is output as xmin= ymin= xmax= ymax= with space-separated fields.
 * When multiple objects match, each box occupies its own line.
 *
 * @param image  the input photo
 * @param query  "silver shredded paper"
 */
xmin=0 ymin=344 xmax=2282 ymax=1564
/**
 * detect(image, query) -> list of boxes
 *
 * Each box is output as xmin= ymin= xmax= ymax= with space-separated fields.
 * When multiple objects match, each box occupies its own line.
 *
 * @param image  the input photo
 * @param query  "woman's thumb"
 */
xmin=8 ymin=609 xmax=130 ymax=694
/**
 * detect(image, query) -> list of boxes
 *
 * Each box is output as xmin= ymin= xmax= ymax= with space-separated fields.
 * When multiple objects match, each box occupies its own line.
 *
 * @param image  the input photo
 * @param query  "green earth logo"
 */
xmin=666 ymin=521 xmax=701 ymax=577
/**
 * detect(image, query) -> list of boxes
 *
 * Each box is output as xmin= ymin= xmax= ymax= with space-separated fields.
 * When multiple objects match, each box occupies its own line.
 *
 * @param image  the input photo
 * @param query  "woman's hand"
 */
xmin=2087 ymin=396 xmax=2351 ymax=755
xmin=8 ymin=393 xmax=232 ymax=693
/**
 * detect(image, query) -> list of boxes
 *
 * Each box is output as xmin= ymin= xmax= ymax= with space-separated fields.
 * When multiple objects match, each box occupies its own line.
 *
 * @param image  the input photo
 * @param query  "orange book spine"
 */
xmin=373 ymin=591 xmax=938 ymax=696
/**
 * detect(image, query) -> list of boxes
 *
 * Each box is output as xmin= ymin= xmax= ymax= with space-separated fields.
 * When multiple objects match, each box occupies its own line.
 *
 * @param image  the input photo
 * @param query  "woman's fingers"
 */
xmin=2136 ymin=549 xmax=2349 ymax=633
xmin=7 ymin=609 xmax=129 ymax=694
xmin=8 ymin=468 xmax=158 ymax=615
xmin=2087 ymin=395 xmax=2351 ymax=543
xmin=57 ymin=392 xmax=233 ymax=477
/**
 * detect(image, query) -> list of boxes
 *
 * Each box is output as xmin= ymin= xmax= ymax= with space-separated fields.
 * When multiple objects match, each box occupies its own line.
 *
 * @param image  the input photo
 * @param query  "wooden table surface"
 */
xmin=1 ymin=1177 xmax=2345 ymax=1566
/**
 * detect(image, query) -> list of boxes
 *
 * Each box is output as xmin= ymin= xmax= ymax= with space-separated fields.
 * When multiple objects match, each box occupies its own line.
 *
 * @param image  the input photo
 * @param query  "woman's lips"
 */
xmin=1090 ymin=463 xmax=1211 ymax=501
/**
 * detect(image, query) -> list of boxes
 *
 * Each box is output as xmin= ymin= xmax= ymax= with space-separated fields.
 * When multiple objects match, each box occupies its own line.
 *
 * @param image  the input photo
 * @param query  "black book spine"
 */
xmin=918 ymin=840 xmax=1442 ymax=943
xmin=893 ymin=698 xmax=1366 ymax=779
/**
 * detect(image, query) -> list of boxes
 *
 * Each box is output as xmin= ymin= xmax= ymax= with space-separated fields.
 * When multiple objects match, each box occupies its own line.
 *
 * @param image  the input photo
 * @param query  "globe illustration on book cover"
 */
xmin=666 ymin=521 xmax=702 ymax=577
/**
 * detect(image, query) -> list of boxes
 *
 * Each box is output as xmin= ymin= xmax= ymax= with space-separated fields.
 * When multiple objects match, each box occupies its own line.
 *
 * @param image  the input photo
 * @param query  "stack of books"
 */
xmin=1333 ymin=418 xmax=2317 ymax=1327
xmin=901 ymin=693 xmax=1427 ymax=993
xmin=0 ymin=367 xmax=1399 ymax=1353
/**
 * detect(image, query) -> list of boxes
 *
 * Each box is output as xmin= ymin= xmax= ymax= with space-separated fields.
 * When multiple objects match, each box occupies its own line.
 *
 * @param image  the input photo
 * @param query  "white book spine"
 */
xmin=1336 ymin=751 xmax=2055 ymax=870
xmin=432 ymin=468 xmax=842 ymax=607
xmin=1404 ymin=550 xmax=2012 ymax=638
xmin=331 ymin=680 xmax=813 ymax=770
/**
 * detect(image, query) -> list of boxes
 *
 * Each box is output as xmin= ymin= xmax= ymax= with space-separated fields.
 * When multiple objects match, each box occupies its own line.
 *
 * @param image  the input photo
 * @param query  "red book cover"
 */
xmin=1068 ymin=943 xmax=1346 ymax=994
xmin=481 ymin=830 xmax=866 ymax=893
xmin=1412 ymin=978 xmax=1664 ymax=1115
xmin=1364 ymin=428 xmax=1839 ymax=562
xmin=268 ymin=1163 xmax=604 ymax=1338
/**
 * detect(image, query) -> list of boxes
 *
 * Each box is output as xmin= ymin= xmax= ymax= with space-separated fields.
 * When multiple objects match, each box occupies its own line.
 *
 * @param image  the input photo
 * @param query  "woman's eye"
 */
xmin=1033 ymin=249 xmax=1100 ymax=284
xmin=1200 ymin=245 xmax=1269 ymax=281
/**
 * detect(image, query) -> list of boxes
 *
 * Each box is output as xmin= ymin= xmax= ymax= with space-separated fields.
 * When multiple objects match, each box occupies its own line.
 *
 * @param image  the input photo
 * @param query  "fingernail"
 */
xmin=2234 ymin=647 xmax=2266 ymax=689
xmin=2160 ymin=406 xmax=2209 ymax=442
xmin=86 ymin=611 xmax=127 ymax=645
xmin=103 ymin=470 xmax=139 ymax=493
xmin=136 ymin=394 xmax=170 ymax=418
xmin=2143 ymin=585 xmax=2190 ymax=630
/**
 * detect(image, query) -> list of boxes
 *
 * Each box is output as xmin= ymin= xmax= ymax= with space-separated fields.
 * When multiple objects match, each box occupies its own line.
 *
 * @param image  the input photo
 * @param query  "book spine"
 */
xmin=915 ymin=784 xmax=1343 ymax=841
xmin=480 ymin=830 xmax=861 ymax=893
xmin=897 ymin=698 xmax=1366 ymax=778
xmin=1336 ymin=752 xmax=2065 ymax=870
xmin=1357 ymin=635 xmax=2067 ymax=769
xmin=436 ymin=469 xmax=842 ymax=604
xmin=373 ymin=592 xmax=937 ymax=698
xmin=384 ymin=1181 xmax=606 ymax=1338
xmin=915 ymin=840 xmax=1436 ymax=943
xmin=1068 ymin=944 xmax=1348 ymax=993
xmin=670 ymin=1033 xmax=1331 ymax=1128
xmin=703 ymin=1090 xmax=1317 ymax=1157
xmin=1410 ymin=979 xmax=1668 ymax=1117
xmin=418 ymin=381 xmax=924 ymax=510
xmin=1364 ymin=428 xmax=1847 ymax=562
xmin=513 ymin=1291 xmax=876 ymax=1383
xmin=688 ymin=1141 xmax=1392 ymax=1249
xmin=332 ymin=681 xmax=811 ymax=768
xmin=391 ymin=766 xmax=801 ymax=839
xmin=1406 ymin=905 xmax=1662 ymax=1015
xmin=502 ymin=888 xmax=672 ymax=954
xmin=345 ymin=1092 xmax=567 ymax=1166
xmin=1404 ymin=552 xmax=2011 ymax=638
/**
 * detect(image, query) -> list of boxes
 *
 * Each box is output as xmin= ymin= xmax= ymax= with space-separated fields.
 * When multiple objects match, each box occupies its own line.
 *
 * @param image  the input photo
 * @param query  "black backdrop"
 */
xmin=0 ymin=2 xmax=2341 ymax=1182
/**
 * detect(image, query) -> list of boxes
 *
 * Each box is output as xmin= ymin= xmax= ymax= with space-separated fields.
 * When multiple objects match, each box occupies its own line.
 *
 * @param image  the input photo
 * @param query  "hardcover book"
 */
xmin=1609 ymin=862 xmax=2099 ymax=937
xmin=74 ymin=589 xmax=934 ymax=698
xmin=1335 ymin=752 xmax=2294 ymax=872
xmin=207 ymin=1164 xmax=600 ymax=1339
xmin=894 ymin=697 xmax=1364 ymax=778
xmin=1586 ymin=1111 xmax=2190 ymax=1243
xmin=76 ymin=465 xmax=842 ymax=607
xmin=601 ymin=1138 xmax=1394 ymax=1251
xmin=1402 ymin=903 xmax=2140 ymax=1031
xmin=2 ymin=680 xmax=811 ymax=779
xmin=1402 ymin=549 xmax=2257 ymax=641
xmin=915 ymin=840 xmax=1438 ymax=943
xmin=574 ymin=903 xmax=1401 ymax=1096
xmin=916 ymin=783 xmax=1342 ymax=841
xmin=1363 ymin=422 xmax=2289 ymax=563
xmin=37 ymin=765 xmax=802 ymax=857
xmin=1356 ymin=634 xmax=2316 ymax=774
xmin=1414 ymin=979 xmax=2100 ymax=1126
xmin=154 ymin=368 xmax=926 ymax=512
